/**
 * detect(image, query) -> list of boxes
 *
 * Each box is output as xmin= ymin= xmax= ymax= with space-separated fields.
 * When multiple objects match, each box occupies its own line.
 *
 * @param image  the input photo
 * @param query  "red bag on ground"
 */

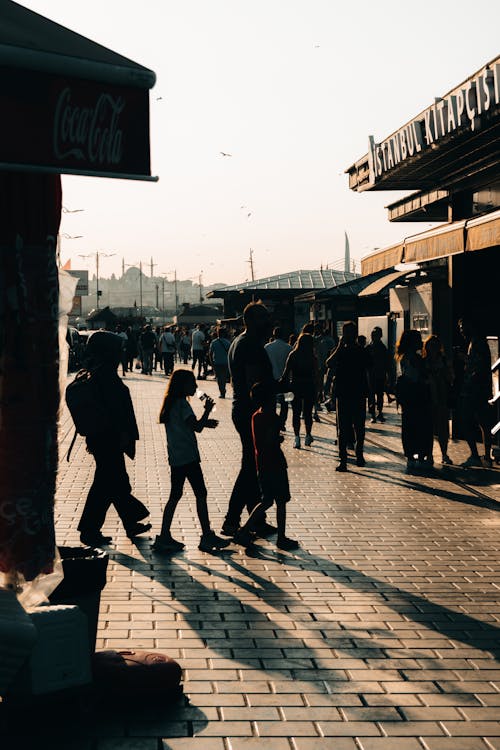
xmin=92 ymin=649 xmax=183 ymax=702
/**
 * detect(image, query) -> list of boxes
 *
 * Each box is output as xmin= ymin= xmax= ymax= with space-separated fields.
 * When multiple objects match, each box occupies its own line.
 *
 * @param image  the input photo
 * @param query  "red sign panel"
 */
xmin=0 ymin=66 xmax=152 ymax=180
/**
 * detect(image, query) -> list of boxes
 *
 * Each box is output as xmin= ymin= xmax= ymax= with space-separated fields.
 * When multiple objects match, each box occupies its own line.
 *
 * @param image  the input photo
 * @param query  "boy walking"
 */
xmin=233 ymin=381 xmax=298 ymax=551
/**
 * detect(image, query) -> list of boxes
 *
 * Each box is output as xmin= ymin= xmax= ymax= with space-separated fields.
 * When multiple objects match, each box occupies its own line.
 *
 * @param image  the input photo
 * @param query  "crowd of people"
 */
xmin=111 ymin=322 xmax=232 ymax=386
xmin=70 ymin=302 xmax=495 ymax=554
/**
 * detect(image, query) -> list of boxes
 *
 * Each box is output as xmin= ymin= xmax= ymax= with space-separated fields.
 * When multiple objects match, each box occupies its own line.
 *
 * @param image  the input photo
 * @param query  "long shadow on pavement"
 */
xmin=109 ymin=538 xmax=500 ymax=703
xmin=362 ymin=465 xmax=500 ymax=512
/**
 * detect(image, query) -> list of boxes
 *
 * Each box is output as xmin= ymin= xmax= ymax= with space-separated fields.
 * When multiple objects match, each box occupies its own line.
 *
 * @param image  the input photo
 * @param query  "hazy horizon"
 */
xmin=21 ymin=0 xmax=500 ymax=285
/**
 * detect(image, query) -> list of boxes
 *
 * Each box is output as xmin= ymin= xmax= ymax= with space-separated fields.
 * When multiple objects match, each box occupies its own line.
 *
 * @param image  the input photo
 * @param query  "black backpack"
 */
xmin=65 ymin=368 xmax=110 ymax=460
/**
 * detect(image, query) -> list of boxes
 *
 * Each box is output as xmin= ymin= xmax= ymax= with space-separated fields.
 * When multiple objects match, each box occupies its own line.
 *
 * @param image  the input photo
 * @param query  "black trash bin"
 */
xmin=49 ymin=546 xmax=109 ymax=652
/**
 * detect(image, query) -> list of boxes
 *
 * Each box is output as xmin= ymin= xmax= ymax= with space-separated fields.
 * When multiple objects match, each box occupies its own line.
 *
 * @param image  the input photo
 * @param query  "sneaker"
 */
xmin=294 ymin=436 xmax=301 ymax=449
xmin=276 ymin=536 xmax=299 ymax=551
xmin=221 ymin=520 xmax=239 ymax=536
xmin=461 ymin=456 xmax=482 ymax=468
xmin=370 ymin=416 xmax=377 ymax=424
xmin=233 ymin=527 xmax=255 ymax=547
xmin=482 ymin=455 xmax=493 ymax=468
xmin=80 ymin=531 xmax=112 ymax=547
xmin=336 ymin=462 xmax=347 ymax=472
xmin=304 ymin=434 xmax=313 ymax=446
xmin=199 ymin=531 xmax=231 ymax=552
xmin=406 ymin=458 xmax=418 ymax=473
xmin=126 ymin=522 xmax=152 ymax=539
xmin=442 ymin=454 xmax=453 ymax=465
xmin=152 ymin=535 xmax=185 ymax=553
xmin=377 ymin=414 xmax=385 ymax=423
xmin=313 ymin=413 xmax=321 ymax=423
xmin=356 ymin=455 xmax=366 ymax=467
xmin=254 ymin=521 xmax=278 ymax=538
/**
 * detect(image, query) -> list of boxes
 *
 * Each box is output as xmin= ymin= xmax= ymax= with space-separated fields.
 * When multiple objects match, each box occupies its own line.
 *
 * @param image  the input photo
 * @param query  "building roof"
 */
xmin=208 ymin=269 xmax=358 ymax=296
xmin=296 ymin=268 xmax=395 ymax=301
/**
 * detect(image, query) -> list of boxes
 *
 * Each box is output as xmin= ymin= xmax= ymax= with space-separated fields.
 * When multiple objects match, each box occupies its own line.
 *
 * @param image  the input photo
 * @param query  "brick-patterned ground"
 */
xmin=51 ymin=368 xmax=500 ymax=749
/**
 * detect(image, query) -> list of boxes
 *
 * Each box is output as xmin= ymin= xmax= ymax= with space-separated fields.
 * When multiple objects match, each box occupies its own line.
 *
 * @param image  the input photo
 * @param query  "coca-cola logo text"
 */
xmin=53 ymin=87 xmax=125 ymax=166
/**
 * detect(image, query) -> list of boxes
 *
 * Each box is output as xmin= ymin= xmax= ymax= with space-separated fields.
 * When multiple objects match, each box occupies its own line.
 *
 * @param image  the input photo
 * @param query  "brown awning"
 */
xmin=466 ymin=212 xmax=500 ymax=252
xmin=358 ymin=270 xmax=408 ymax=297
xmin=361 ymin=243 xmax=404 ymax=275
xmin=404 ymin=223 xmax=465 ymax=263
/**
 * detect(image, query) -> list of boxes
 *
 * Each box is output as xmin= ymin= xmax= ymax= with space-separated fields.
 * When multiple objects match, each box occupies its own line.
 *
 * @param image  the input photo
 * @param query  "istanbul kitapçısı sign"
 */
xmin=368 ymin=59 xmax=500 ymax=184
xmin=0 ymin=66 xmax=152 ymax=180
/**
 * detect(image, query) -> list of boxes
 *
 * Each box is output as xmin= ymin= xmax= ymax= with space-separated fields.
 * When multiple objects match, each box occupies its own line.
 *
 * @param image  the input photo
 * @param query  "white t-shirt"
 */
xmin=164 ymin=398 xmax=200 ymax=467
xmin=265 ymin=338 xmax=292 ymax=380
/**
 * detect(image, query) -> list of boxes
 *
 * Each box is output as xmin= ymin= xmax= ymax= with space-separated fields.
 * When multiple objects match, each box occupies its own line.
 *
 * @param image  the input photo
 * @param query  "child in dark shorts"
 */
xmin=233 ymin=381 xmax=299 ymax=551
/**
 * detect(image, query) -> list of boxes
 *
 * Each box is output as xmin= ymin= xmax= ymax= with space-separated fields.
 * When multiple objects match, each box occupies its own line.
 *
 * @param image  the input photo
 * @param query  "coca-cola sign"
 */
xmin=53 ymin=87 xmax=125 ymax=166
xmin=0 ymin=66 xmax=152 ymax=180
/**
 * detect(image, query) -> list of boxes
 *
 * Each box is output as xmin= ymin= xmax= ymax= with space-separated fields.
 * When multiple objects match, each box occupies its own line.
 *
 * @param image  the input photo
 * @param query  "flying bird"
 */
xmin=247 ymin=212 xmax=252 ymax=218
xmin=156 ymin=96 xmax=163 ymax=101
xmin=220 ymin=151 xmax=232 ymax=157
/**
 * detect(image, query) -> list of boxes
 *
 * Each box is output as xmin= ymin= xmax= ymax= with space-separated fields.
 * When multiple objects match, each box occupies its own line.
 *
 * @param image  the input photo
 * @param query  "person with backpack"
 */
xmin=153 ymin=369 xmax=230 ymax=553
xmin=70 ymin=330 xmax=151 ymax=547
xmin=209 ymin=326 xmax=231 ymax=398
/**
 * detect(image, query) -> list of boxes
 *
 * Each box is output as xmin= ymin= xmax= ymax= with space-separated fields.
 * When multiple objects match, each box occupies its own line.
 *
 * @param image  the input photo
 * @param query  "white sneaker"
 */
xmin=304 ymin=434 xmax=313 ymax=446
xmin=294 ymin=436 xmax=301 ymax=449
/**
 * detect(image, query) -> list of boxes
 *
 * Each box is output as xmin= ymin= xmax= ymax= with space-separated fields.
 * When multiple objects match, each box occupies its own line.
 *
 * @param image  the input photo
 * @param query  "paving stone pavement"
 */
xmin=51 ymin=368 xmax=500 ymax=749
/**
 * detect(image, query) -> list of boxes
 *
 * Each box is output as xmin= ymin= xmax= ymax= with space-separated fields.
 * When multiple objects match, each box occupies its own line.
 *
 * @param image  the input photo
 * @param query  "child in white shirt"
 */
xmin=154 ymin=369 xmax=229 ymax=553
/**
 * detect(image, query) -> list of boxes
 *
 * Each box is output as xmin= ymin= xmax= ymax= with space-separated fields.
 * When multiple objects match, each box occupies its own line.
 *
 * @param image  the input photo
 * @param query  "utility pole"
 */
xmin=79 ymin=250 xmax=115 ymax=311
xmin=155 ymin=283 xmax=159 ymax=309
xmin=174 ymin=270 xmax=178 ymax=317
xmin=139 ymin=261 xmax=143 ymax=318
xmin=96 ymin=251 xmax=100 ymax=309
xmin=161 ymin=278 xmax=165 ymax=318
xmin=248 ymin=249 xmax=255 ymax=281
xmin=122 ymin=258 xmax=125 ymax=277
xmin=199 ymin=271 xmax=203 ymax=304
xmin=150 ymin=257 xmax=157 ymax=278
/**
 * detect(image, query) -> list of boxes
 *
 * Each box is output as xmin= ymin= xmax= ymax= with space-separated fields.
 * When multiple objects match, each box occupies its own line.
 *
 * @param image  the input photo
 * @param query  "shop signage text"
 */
xmin=0 ymin=66 xmax=152 ymax=179
xmin=53 ymin=88 xmax=125 ymax=167
xmin=368 ymin=61 xmax=500 ymax=183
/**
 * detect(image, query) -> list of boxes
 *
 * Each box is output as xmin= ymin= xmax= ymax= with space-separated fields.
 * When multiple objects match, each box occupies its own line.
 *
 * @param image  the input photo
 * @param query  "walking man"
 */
xmin=327 ymin=321 xmax=370 ymax=472
xmin=367 ymin=326 xmax=389 ymax=423
xmin=221 ymin=302 xmax=277 ymax=538
xmin=209 ymin=326 xmax=231 ymax=397
xmin=191 ymin=324 xmax=205 ymax=378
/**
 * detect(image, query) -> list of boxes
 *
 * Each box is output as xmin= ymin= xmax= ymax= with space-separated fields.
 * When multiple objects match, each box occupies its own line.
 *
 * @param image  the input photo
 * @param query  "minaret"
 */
xmin=344 ymin=231 xmax=350 ymax=273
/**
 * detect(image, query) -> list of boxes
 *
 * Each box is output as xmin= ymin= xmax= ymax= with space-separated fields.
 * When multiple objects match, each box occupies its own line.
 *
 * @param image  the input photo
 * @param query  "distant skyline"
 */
xmin=22 ymin=0 xmax=500 ymax=284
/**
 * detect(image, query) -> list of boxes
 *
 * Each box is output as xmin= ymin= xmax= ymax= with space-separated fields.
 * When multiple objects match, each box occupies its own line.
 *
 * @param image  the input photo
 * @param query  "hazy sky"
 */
xmin=22 ymin=0 xmax=500 ymax=284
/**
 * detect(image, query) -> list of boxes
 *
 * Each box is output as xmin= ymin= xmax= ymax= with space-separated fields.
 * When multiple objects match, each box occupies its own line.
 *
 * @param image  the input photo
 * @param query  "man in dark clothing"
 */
xmin=221 ymin=302 xmax=277 ymax=537
xmin=458 ymin=317 xmax=494 ymax=468
xmin=327 ymin=321 xmax=370 ymax=472
xmin=76 ymin=331 xmax=151 ymax=546
xmin=140 ymin=325 xmax=157 ymax=375
xmin=367 ymin=326 xmax=389 ymax=423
